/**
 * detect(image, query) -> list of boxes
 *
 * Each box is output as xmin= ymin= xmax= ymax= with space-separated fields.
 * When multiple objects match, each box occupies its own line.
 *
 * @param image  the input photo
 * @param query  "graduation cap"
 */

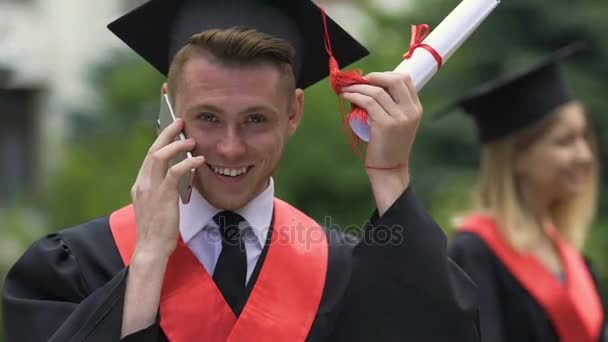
xmin=107 ymin=0 xmax=369 ymax=89
xmin=440 ymin=42 xmax=586 ymax=143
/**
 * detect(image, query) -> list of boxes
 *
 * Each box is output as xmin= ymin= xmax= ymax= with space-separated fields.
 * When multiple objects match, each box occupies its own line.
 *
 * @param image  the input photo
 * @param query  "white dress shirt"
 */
xmin=178 ymin=179 xmax=274 ymax=285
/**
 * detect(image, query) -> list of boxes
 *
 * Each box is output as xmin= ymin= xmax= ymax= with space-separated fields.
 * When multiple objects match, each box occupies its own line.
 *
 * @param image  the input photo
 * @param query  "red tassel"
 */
xmin=321 ymin=8 xmax=369 ymax=160
xmin=320 ymin=7 xmax=408 ymax=171
xmin=328 ymin=57 xmax=369 ymax=123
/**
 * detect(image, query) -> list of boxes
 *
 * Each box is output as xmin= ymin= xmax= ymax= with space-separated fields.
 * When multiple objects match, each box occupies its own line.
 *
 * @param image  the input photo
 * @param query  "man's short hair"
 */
xmin=167 ymin=26 xmax=296 ymax=102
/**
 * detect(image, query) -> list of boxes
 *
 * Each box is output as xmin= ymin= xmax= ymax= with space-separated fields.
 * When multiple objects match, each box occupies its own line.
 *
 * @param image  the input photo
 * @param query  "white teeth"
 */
xmin=211 ymin=165 xmax=249 ymax=177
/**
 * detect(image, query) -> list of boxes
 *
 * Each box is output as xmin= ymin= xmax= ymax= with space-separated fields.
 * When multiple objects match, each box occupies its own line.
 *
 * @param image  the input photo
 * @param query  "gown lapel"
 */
xmin=110 ymin=198 xmax=328 ymax=341
xmin=460 ymin=214 xmax=603 ymax=342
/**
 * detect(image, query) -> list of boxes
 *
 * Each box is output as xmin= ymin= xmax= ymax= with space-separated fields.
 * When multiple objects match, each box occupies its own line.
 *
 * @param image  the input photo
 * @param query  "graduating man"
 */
xmin=2 ymin=0 xmax=479 ymax=341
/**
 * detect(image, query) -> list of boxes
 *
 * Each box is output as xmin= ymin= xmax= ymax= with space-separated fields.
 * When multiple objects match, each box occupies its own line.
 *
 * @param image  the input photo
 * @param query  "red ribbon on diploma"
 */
xmin=403 ymin=24 xmax=443 ymax=70
xmin=322 ymin=9 xmax=441 ymax=171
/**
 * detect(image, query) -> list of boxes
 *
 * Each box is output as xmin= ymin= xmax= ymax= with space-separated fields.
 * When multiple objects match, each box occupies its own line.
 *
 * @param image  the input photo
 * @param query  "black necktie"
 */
xmin=212 ymin=211 xmax=247 ymax=314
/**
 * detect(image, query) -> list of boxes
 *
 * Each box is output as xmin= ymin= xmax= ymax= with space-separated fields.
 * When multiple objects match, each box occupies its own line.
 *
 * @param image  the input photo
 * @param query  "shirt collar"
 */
xmin=179 ymin=178 xmax=274 ymax=247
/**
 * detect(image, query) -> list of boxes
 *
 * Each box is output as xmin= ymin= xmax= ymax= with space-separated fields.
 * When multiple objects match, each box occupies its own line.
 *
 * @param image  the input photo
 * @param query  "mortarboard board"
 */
xmin=107 ymin=0 xmax=369 ymax=89
xmin=440 ymin=42 xmax=586 ymax=143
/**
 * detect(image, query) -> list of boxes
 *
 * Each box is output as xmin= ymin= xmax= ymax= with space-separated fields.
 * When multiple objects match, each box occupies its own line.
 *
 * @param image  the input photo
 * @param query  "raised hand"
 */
xmin=342 ymin=72 xmax=422 ymax=215
xmin=131 ymin=117 xmax=205 ymax=257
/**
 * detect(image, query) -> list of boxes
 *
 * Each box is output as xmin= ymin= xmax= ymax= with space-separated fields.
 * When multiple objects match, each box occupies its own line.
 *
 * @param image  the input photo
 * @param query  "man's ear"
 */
xmin=161 ymin=82 xmax=169 ymax=94
xmin=287 ymin=89 xmax=304 ymax=136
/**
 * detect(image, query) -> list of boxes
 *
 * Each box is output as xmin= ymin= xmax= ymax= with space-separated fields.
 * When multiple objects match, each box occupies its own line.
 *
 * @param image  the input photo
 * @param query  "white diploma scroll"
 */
xmin=350 ymin=0 xmax=501 ymax=142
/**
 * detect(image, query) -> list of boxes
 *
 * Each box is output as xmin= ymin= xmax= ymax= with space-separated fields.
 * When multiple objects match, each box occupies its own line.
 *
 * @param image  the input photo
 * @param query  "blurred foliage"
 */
xmin=2 ymin=0 xmax=608 ymax=338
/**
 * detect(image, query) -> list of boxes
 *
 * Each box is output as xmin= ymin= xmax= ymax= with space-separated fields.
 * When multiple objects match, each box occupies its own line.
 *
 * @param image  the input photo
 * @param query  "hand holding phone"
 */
xmin=156 ymin=92 xmax=196 ymax=204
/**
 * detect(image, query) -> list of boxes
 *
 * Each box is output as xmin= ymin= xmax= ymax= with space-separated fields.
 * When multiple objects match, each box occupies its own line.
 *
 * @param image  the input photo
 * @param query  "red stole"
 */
xmin=460 ymin=214 xmax=603 ymax=342
xmin=109 ymin=198 xmax=328 ymax=341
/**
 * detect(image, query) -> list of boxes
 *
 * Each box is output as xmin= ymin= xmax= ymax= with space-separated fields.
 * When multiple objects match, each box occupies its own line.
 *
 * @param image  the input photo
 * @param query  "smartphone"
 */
xmin=157 ymin=92 xmax=195 ymax=204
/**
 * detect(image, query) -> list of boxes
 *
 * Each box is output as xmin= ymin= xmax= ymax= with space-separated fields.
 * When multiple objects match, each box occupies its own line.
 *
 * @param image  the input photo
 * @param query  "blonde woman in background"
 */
xmin=449 ymin=43 xmax=607 ymax=342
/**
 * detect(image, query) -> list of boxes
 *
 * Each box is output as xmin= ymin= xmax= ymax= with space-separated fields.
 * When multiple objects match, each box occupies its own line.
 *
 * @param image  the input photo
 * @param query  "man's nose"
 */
xmin=217 ymin=126 xmax=246 ymax=159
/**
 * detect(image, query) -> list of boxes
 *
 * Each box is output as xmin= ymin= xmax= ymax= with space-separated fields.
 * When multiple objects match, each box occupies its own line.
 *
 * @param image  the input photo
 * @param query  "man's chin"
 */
xmin=206 ymin=194 xmax=251 ymax=211
xmin=198 ymin=176 xmax=269 ymax=210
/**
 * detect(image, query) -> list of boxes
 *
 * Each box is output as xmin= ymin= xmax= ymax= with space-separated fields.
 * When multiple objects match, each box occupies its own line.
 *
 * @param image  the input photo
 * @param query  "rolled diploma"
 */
xmin=350 ymin=0 xmax=501 ymax=142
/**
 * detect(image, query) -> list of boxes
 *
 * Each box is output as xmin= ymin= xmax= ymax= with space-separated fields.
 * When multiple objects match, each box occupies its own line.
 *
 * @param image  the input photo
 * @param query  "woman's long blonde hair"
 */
xmin=473 ymin=101 xmax=598 ymax=251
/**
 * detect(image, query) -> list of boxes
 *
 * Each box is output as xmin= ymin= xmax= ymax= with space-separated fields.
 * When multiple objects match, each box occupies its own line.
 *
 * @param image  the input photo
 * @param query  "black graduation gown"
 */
xmin=3 ymin=188 xmax=479 ymax=341
xmin=450 ymin=232 xmax=608 ymax=342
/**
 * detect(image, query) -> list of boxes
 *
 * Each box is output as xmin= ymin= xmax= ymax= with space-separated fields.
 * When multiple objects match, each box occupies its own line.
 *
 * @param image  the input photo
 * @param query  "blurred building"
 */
xmin=0 ymin=68 xmax=41 ymax=204
xmin=0 ymin=0 xmax=145 ymax=206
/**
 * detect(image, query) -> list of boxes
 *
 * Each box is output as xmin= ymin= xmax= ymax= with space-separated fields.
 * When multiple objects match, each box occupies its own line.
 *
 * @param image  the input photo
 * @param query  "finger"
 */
xmin=164 ymin=155 xmax=206 ymax=189
xmin=342 ymin=92 xmax=391 ymax=126
xmin=140 ymin=118 xmax=188 ymax=181
xmin=341 ymin=84 xmax=401 ymax=119
xmin=365 ymin=72 xmax=416 ymax=119
xmin=149 ymin=118 xmax=186 ymax=154
xmin=401 ymin=73 xmax=423 ymax=118
xmin=148 ymin=138 xmax=197 ymax=182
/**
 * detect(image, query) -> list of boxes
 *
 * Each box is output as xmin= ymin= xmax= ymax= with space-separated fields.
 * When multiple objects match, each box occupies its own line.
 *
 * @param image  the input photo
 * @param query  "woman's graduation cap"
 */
xmin=107 ymin=0 xmax=369 ymax=89
xmin=440 ymin=42 xmax=586 ymax=143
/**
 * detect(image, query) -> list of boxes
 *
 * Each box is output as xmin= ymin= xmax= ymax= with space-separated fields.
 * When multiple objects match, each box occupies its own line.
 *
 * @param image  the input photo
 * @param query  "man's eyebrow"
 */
xmin=239 ymin=106 xmax=278 ymax=115
xmin=187 ymin=103 xmax=225 ymax=114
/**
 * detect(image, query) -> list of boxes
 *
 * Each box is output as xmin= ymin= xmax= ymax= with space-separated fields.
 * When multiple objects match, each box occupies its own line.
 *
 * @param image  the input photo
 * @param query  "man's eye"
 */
xmin=246 ymin=114 xmax=267 ymax=124
xmin=199 ymin=112 xmax=219 ymax=122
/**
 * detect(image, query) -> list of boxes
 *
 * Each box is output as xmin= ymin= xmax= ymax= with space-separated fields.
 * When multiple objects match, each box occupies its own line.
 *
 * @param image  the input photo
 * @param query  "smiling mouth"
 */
xmin=207 ymin=164 xmax=253 ymax=177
